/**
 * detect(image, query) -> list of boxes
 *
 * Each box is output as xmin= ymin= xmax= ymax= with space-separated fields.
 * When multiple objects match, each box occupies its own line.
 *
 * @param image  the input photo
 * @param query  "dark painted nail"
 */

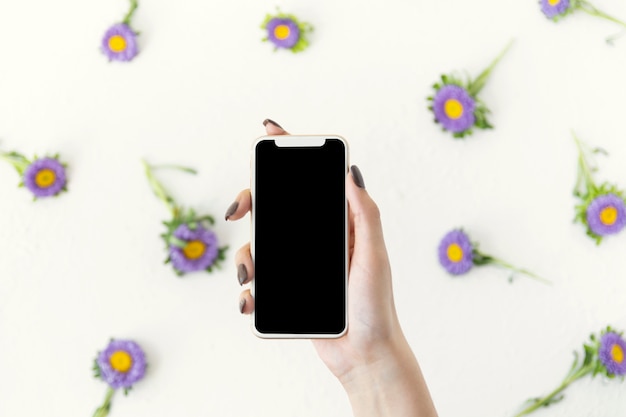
xmin=351 ymin=165 xmax=366 ymax=189
xmin=263 ymin=119 xmax=282 ymax=129
xmin=225 ymin=201 xmax=239 ymax=220
xmin=237 ymin=264 xmax=248 ymax=285
xmin=239 ymin=298 xmax=246 ymax=313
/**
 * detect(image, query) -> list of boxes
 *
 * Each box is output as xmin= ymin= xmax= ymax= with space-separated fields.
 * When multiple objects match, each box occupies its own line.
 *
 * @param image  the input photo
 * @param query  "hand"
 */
xmin=225 ymin=120 xmax=438 ymax=417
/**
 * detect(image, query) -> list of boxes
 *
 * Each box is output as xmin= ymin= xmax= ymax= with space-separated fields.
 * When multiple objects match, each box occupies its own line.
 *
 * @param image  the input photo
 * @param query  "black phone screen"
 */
xmin=253 ymin=138 xmax=347 ymax=336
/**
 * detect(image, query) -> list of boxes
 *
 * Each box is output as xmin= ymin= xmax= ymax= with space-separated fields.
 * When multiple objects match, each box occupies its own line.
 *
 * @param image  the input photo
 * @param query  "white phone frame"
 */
xmin=250 ymin=135 xmax=349 ymax=339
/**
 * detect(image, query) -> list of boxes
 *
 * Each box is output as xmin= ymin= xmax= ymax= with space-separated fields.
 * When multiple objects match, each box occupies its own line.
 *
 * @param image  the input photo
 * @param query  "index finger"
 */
xmin=263 ymin=119 xmax=289 ymax=135
xmin=225 ymin=189 xmax=251 ymax=221
xmin=225 ymin=119 xmax=290 ymax=221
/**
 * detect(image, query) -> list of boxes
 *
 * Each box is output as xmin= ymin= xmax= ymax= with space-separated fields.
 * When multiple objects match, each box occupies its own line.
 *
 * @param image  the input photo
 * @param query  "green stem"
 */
xmin=467 ymin=39 xmax=514 ymax=97
xmin=513 ymin=364 xmax=593 ymax=417
xmin=93 ymin=387 xmax=115 ymax=417
xmin=0 ymin=151 xmax=31 ymax=176
xmin=578 ymin=0 xmax=626 ymax=30
xmin=142 ymin=160 xmax=179 ymax=217
xmin=487 ymin=257 xmax=552 ymax=285
xmin=572 ymin=132 xmax=599 ymax=196
xmin=122 ymin=0 xmax=139 ymax=26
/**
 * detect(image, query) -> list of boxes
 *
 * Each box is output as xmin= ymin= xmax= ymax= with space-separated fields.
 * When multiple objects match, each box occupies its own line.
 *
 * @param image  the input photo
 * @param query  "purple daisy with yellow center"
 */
xmin=599 ymin=331 xmax=626 ymax=376
xmin=540 ymin=0 xmax=571 ymax=19
xmin=143 ymin=160 xmax=227 ymax=276
xmin=102 ymin=23 xmax=138 ymax=62
xmin=539 ymin=0 xmax=626 ymax=42
xmin=432 ymin=85 xmax=476 ymax=134
xmin=428 ymin=40 xmax=512 ymax=138
xmin=169 ymin=224 xmax=219 ymax=274
xmin=573 ymin=135 xmax=626 ymax=244
xmin=438 ymin=229 xmax=474 ymax=275
xmin=96 ymin=339 xmax=146 ymax=389
xmin=513 ymin=326 xmax=625 ymax=417
xmin=101 ymin=0 xmax=139 ymax=62
xmin=262 ymin=10 xmax=313 ymax=53
xmin=438 ymin=228 xmax=549 ymax=284
xmin=1 ymin=150 xmax=68 ymax=199
xmin=23 ymin=157 xmax=67 ymax=198
xmin=266 ymin=18 xmax=300 ymax=49
xmin=585 ymin=193 xmax=626 ymax=236
xmin=93 ymin=338 xmax=147 ymax=417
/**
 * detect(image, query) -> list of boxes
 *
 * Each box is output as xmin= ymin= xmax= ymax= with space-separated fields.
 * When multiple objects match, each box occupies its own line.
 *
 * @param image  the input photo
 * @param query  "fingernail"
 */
xmin=237 ymin=264 xmax=248 ymax=285
xmin=239 ymin=298 xmax=246 ymax=313
xmin=263 ymin=119 xmax=282 ymax=129
xmin=351 ymin=165 xmax=366 ymax=189
xmin=225 ymin=201 xmax=239 ymax=221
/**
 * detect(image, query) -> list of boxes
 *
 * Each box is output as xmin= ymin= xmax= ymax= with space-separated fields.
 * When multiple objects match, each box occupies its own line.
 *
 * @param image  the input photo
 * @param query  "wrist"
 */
xmin=339 ymin=336 xmax=438 ymax=417
xmin=339 ymin=334 xmax=413 ymax=393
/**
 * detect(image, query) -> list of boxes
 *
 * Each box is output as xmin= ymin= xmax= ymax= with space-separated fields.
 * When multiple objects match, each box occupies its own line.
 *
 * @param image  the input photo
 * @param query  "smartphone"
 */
xmin=251 ymin=135 xmax=348 ymax=338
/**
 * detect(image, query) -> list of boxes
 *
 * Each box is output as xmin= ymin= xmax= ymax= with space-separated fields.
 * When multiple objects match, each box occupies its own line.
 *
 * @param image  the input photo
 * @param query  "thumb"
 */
xmin=347 ymin=166 xmax=385 ymax=248
xmin=263 ymin=119 xmax=288 ymax=135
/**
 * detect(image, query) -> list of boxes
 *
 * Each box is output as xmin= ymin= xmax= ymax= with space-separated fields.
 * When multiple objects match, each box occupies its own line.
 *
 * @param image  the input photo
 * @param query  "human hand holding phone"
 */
xmin=225 ymin=120 xmax=438 ymax=417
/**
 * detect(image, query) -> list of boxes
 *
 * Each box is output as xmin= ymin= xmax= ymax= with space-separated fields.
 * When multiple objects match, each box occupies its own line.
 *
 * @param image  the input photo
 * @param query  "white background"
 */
xmin=1 ymin=0 xmax=626 ymax=416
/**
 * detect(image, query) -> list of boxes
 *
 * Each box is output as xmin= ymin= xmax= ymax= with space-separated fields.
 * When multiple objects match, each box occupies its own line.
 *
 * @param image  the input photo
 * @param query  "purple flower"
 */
xmin=169 ymin=224 xmax=219 ymax=273
xmin=432 ymin=85 xmax=476 ymax=133
xmin=266 ymin=17 xmax=300 ymax=49
xmin=599 ymin=332 xmax=626 ymax=376
xmin=97 ymin=339 xmax=146 ymax=389
xmin=540 ymin=0 xmax=571 ymax=19
xmin=101 ymin=23 xmax=138 ymax=62
xmin=23 ymin=157 xmax=67 ymax=198
xmin=438 ymin=229 xmax=474 ymax=275
xmin=585 ymin=193 xmax=626 ymax=236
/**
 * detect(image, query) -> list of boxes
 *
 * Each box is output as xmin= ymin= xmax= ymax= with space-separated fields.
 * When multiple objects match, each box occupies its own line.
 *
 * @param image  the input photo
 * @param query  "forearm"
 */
xmin=340 ymin=337 xmax=438 ymax=417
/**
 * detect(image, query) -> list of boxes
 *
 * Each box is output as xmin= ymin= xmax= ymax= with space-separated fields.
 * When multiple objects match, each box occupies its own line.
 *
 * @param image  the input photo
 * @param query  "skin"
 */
xmin=227 ymin=122 xmax=438 ymax=417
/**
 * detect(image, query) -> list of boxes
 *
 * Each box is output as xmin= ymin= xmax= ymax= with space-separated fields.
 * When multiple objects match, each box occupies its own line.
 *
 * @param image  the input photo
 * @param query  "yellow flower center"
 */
xmin=611 ymin=344 xmax=624 ymax=364
xmin=599 ymin=206 xmax=618 ymax=226
xmin=108 ymin=35 xmax=127 ymax=53
xmin=274 ymin=25 xmax=291 ymax=40
xmin=35 ymin=169 xmax=56 ymax=188
xmin=548 ymin=0 xmax=561 ymax=6
xmin=444 ymin=99 xmax=464 ymax=119
xmin=109 ymin=351 xmax=133 ymax=373
xmin=447 ymin=243 xmax=464 ymax=263
xmin=183 ymin=240 xmax=206 ymax=260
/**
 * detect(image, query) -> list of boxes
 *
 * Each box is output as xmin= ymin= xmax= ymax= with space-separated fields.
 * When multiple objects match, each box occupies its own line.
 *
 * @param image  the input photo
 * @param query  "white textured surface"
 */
xmin=1 ymin=0 xmax=626 ymax=416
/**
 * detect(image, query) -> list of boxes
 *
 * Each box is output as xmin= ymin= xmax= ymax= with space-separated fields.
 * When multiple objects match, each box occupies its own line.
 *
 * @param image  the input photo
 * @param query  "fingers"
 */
xmin=225 ymin=119 xmax=288 ymax=222
xmin=235 ymin=118 xmax=288 ymax=315
xmin=224 ymin=189 xmax=251 ymax=221
xmin=235 ymin=241 xmax=254 ymax=314
xmin=234 ymin=240 xmax=255 ymax=316
xmin=263 ymin=119 xmax=289 ymax=135
xmin=238 ymin=289 xmax=255 ymax=314
xmin=235 ymin=243 xmax=254 ymax=285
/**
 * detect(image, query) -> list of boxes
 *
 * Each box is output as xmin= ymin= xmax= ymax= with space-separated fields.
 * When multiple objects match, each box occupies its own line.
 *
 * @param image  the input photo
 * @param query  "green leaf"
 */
xmin=466 ymin=39 xmax=513 ymax=97
xmin=582 ymin=344 xmax=595 ymax=366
